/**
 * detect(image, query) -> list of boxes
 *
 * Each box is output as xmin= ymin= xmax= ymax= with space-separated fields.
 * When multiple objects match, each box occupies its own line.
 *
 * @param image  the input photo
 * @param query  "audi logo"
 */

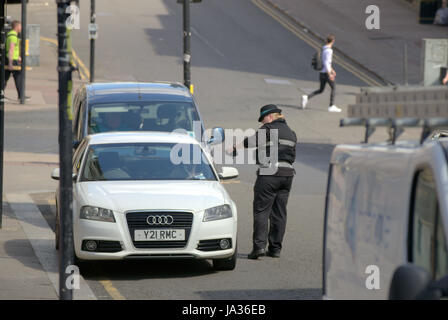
xmin=146 ymin=215 xmax=174 ymax=226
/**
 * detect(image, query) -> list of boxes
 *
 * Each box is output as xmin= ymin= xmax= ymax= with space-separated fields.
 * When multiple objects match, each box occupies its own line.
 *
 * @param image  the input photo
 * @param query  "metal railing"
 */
xmin=343 ymin=86 xmax=448 ymax=144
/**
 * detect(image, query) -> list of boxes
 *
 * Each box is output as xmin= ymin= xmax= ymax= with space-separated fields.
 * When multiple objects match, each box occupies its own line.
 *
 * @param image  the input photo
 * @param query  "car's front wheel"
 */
xmin=213 ymin=245 xmax=237 ymax=271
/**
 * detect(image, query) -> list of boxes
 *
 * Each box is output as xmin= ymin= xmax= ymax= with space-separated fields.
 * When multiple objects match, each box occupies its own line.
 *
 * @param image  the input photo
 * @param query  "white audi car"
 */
xmin=51 ymin=132 xmax=238 ymax=270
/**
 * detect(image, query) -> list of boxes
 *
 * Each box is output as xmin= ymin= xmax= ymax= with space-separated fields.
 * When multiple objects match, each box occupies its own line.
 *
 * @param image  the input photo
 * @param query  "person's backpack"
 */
xmin=311 ymin=48 xmax=323 ymax=71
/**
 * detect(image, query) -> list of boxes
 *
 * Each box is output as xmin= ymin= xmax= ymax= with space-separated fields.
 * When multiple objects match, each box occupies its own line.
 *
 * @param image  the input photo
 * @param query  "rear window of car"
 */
xmin=88 ymin=102 xmax=200 ymax=137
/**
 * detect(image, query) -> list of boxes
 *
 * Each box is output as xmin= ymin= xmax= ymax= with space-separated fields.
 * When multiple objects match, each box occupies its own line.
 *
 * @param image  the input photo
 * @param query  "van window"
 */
xmin=410 ymin=167 xmax=448 ymax=279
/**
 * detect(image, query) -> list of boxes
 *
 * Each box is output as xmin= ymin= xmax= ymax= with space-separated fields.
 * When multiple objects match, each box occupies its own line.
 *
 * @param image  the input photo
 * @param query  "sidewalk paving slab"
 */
xmin=0 ymin=204 xmax=58 ymax=300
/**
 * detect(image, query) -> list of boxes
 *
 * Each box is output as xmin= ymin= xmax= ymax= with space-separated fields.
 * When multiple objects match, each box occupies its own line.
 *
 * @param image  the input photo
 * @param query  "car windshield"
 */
xmin=88 ymin=102 xmax=200 ymax=136
xmin=81 ymin=143 xmax=217 ymax=181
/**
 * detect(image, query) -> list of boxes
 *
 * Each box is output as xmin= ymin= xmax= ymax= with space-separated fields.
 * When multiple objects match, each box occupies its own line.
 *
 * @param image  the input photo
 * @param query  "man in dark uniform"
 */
xmin=229 ymin=105 xmax=297 ymax=259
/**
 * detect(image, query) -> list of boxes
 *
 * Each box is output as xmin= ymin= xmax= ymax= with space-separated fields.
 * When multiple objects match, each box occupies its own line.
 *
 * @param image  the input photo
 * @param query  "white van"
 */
xmin=323 ymin=136 xmax=448 ymax=299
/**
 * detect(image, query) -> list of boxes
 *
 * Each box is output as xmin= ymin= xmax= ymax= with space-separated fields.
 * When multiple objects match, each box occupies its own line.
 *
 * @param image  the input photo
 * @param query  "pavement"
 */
xmin=0 ymin=0 xmax=438 ymax=300
xmin=265 ymin=0 xmax=448 ymax=85
xmin=0 ymin=38 xmax=95 ymax=300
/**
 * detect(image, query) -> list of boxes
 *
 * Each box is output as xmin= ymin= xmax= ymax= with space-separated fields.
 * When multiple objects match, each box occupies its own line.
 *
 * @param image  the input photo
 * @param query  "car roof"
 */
xmin=85 ymin=82 xmax=193 ymax=105
xmin=86 ymin=131 xmax=201 ymax=145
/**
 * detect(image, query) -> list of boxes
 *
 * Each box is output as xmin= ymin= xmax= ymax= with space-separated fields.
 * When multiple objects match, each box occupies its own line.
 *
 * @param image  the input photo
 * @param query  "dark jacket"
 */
xmin=243 ymin=118 xmax=297 ymax=176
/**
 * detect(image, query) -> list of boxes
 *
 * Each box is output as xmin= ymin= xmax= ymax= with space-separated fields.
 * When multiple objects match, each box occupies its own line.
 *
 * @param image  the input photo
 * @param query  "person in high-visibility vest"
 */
xmin=4 ymin=20 xmax=27 ymax=101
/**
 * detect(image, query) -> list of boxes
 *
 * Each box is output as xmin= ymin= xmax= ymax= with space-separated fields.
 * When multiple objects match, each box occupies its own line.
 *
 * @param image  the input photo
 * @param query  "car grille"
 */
xmin=126 ymin=212 xmax=193 ymax=249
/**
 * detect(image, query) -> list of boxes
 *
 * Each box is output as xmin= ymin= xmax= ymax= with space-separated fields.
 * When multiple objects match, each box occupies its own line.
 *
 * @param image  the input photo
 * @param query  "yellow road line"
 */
xmin=40 ymin=36 xmax=90 ymax=81
xmin=252 ymin=0 xmax=382 ymax=87
xmin=98 ymin=279 xmax=126 ymax=300
xmin=72 ymin=48 xmax=91 ymax=81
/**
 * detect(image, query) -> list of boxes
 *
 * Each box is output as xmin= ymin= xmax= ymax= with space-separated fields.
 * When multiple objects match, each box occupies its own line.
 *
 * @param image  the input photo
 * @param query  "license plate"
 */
xmin=134 ymin=229 xmax=185 ymax=241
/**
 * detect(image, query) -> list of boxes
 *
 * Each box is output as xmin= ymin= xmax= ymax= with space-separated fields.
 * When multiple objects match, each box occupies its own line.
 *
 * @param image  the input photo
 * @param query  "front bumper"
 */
xmin=74 ymin=210 xmax=237 ymax=261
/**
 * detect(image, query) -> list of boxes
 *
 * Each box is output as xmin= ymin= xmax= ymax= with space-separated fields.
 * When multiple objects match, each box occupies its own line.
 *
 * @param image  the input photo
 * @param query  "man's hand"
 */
xmin=329 ymin=69 xmax=336 ymax=81
xmin=443 ymin=74 xmax=448 ymax=85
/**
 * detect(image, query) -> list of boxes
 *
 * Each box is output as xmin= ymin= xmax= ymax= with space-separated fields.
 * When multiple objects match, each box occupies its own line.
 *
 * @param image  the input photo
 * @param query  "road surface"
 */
xmin=5 ymin=0 xmax=371 ymax=299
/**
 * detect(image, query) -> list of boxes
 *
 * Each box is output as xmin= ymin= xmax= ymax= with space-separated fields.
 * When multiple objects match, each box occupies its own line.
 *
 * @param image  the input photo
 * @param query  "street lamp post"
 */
xmin=89 ymin=0 xmax=95 ymax=82
xmin=57 ymin=0 xmax=74 ymax=300
xmin=0 ymin=0 xmax=5 ymax=229
xmin=183 ymin=0 xmax=191 ymax=90
xmin=19 ymin=0 xmax=26 ymax=104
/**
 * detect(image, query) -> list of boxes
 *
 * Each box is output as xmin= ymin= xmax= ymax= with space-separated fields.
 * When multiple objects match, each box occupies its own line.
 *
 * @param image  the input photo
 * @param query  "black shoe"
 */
xmin=247 ymin=248 xmax=266 ymax=260
xmin=267 ymin=250 xmax=281 ymax=258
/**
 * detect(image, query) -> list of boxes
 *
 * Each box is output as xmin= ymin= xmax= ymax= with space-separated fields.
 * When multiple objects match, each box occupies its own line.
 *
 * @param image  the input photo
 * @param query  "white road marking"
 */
xmin=264 ymin=78 xmax=292 ymax=85
xmin=6 ymin=193 xmax=97 ymax=300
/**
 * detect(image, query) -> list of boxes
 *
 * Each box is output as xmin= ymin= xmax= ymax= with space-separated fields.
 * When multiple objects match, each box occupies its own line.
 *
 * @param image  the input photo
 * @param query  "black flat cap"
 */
xmin=258 ymin=104 xmax=282 ymax=122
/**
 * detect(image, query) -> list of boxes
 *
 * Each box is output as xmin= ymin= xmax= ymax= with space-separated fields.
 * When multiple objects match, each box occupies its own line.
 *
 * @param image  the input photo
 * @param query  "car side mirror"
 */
xmin=73 ymin=140 xmax=81 ymax=149
xmin=51 ymin=168 xmax=77 ymax=181
xmin=218 ymin=167 xmax=238 ymax=180
xmin=51 ymin=168 xmax=60 ymax=181
xmin=207 ymin=127 xmax=225 ymax=146
xmin=389 ymin=264 xmax=433 ymax=300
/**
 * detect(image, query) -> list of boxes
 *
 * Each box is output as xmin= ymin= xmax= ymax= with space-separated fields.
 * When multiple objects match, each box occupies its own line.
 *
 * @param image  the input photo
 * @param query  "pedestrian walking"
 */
xmin=4 ymin=20 xmax=28 ymax=101
xmin=302 ymin=34 xmax=341 ymax=112
xmin=228 ymin=105 xmax=297 ymax=259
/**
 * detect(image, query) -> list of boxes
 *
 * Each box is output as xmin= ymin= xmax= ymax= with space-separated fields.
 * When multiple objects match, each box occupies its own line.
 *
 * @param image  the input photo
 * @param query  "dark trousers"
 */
xmin=253 ymin=175 xmax=293 ymax=252
xmin=4 ymin=59 xmax=22 ymax=99
xmin=308 ymin=72 xmax=335 ymax=106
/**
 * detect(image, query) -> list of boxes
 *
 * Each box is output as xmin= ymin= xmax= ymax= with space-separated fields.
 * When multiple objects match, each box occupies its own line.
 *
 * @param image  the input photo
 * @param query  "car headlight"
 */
xmin=203 ymin=204 xmax=232 ymax=222
xmin=80 ymin=206 xmax=115 ymax=223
